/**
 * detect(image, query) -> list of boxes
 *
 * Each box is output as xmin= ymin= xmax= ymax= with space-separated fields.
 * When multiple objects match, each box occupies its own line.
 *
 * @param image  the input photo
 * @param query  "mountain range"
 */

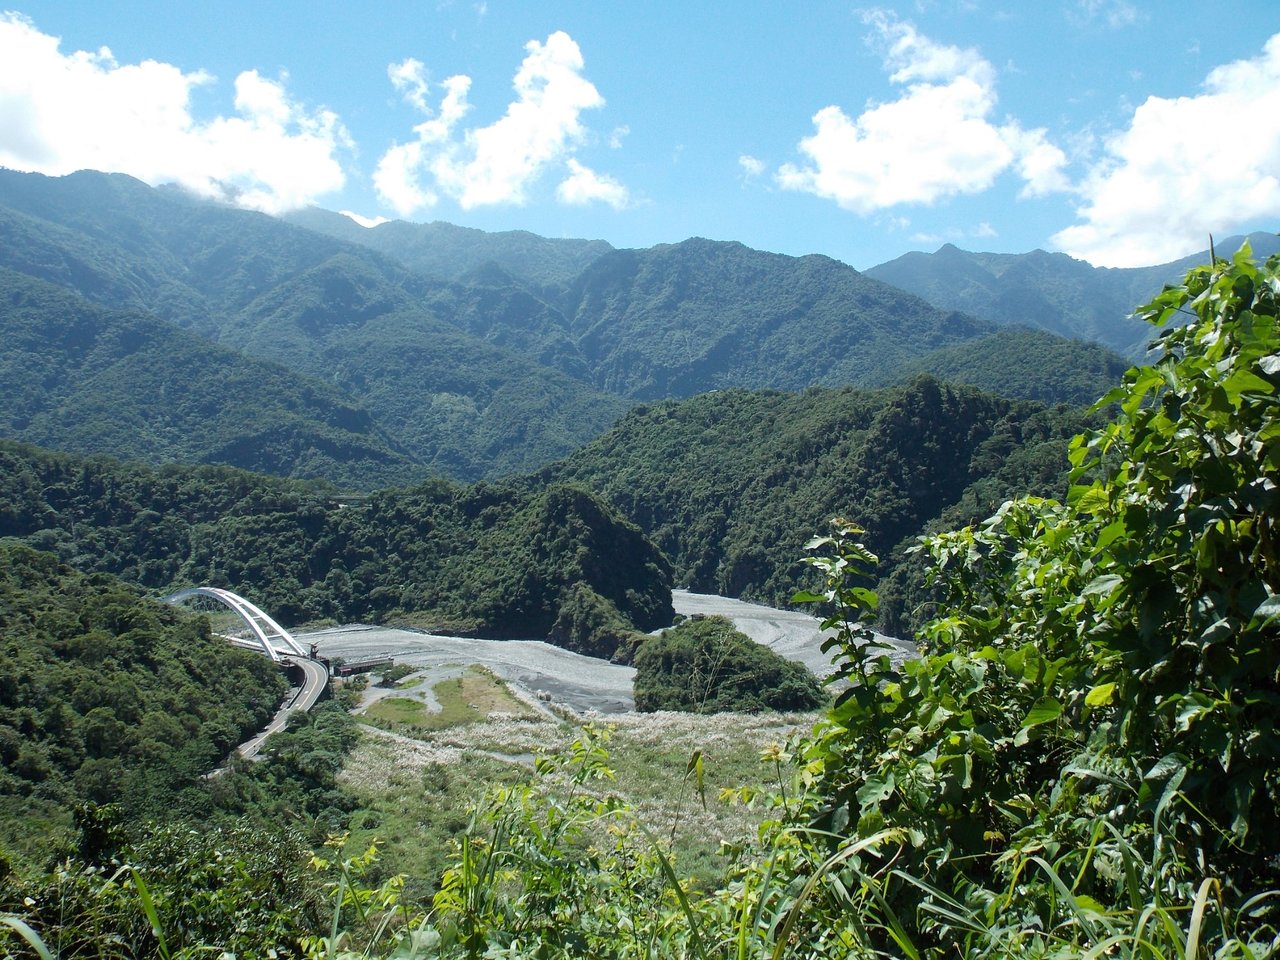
xmin=865 ymin=233 xmax=1280 ymax=358
xmin=0 ymin=167 xmax=1228 ymax=488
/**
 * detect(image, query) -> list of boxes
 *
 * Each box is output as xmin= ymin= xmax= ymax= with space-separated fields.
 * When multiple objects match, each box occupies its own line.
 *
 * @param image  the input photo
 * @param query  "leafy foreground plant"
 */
xmin=767 ymin=245 xmax=1280 ymax=957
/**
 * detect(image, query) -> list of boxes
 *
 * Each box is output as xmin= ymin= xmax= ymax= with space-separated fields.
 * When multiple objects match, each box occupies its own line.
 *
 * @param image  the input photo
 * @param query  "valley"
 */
xmin=0 ymin=169 xmax=1275 ymax=959
xmin=301 ymin=589 xmax=910 ymax=716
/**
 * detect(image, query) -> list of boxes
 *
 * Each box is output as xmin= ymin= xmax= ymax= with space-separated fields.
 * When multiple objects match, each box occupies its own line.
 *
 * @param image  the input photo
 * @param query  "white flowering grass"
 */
xmin=339 ymin=668 xmax=820 ymax=893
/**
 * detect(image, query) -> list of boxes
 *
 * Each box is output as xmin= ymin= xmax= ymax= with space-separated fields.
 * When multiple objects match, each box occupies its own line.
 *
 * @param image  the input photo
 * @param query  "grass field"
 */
xmin=339 ymin=668 xmax=818 ymax=901
xmin=361 ymin=666 xmax=540 ymax=735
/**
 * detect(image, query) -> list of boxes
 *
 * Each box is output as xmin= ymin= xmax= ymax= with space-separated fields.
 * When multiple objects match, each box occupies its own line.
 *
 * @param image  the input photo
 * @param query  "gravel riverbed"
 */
xmin=300 ymin=591 xmax=915 ymax=715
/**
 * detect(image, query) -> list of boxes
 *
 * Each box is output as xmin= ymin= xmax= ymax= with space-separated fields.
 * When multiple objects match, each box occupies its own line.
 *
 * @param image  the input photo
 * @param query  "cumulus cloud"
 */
xmin=375 ymin=31 xmax=625 ymax=214
xmin=738 ymin=155 xmax=765 ymax=179
xmin=776 ymin=11 xmax=1067 ymax=214
xmin=557 ymin=158 xmax=629 ymax=208
xmin=0 ymin=12 xmax=349 ymax=213
xmin=1052 ymin=32 xmax=1280 ymax=266
xmin=388 ymin=57 xmax=431 ymax=113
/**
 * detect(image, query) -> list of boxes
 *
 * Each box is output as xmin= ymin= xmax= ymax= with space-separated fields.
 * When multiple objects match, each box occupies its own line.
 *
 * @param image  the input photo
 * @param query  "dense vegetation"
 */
xmin=548 ymin=376 xmax=1092 ymax=633
xmin=868 ymin=325 xmax=1130 ymax=407
xmin=0 ymin=269 xmax=424 ymax=489
xmin=0 ymin=544 xmax=285 ymax=863
xmin=633 ymin=615 xmax=825 ymax=713
xmin=0 ymin=441 xmax=671 ymax=654
xmin=285 ymin=207 xmax=614 ymax=289
xmin=1 ymin=169 xmax=1131 ymax=489
xmin=0 ymin=170 xmax=628 ymax=483
xmin=2 ymin=249 xmax=1277 ymax=959
xmin=1 ymin=366 xmax=1098 ymax=649
xmin=865 ymin=233 xmax=1280 ymax=357
xmin=760 ymin=242 xmax=1280 ymax=956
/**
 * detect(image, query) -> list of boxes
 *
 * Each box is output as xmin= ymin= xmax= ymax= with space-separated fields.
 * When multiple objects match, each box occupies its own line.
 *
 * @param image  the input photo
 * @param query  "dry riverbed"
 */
xmin=301 ymin=590 xmax=913 ymax=716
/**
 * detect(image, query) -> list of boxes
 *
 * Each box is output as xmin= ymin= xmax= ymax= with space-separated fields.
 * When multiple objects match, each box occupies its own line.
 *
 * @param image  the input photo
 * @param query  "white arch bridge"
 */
xmin=162 ymin=588 xmax=330 ymax=751
xmin=163 ymin=586 xmax=310 ymax=662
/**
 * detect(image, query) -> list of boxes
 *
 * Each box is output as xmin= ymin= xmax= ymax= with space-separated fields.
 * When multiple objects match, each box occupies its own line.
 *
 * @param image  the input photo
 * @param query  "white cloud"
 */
xmin=340 ymin=210 xmax=389 ymax=228
xmin=973 ymin=221 xmax=997 ymax=238
xmin=0 ymin=12 xmax=349 ymax=213
xmin=776 ymin=11 xmax=1067 ymax=214
xmin=388 ymin=57 xmax=431 ymax=113
xmin=1052 ymin=32 xmax=1280 ymax=266
xmin=609 ymin=125 xmax=629 ymax=149
xmin=375 ymin=31 xmax=623 ymax=214
xmin=556 ymin=158 xmax=630 ymax=208
xmin=1003 ymin=126 xmax=1071 ymax=197
xmin=1069 ymin=0 xmax=1139 ymax=30
xmin=738 ymin=155 xmax=765 ymax=179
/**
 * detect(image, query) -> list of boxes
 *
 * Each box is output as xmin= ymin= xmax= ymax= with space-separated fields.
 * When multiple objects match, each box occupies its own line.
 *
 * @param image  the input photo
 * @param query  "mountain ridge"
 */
xmin=0 ymin=168 xmax=1176 ymax=488
xmin=866 ymin=232 xmax=1280 ymax=357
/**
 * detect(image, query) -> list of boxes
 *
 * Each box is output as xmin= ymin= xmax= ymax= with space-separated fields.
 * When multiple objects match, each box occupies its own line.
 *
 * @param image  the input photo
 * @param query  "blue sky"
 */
xmin=1 ymin=2 xmax=1277 ymax=268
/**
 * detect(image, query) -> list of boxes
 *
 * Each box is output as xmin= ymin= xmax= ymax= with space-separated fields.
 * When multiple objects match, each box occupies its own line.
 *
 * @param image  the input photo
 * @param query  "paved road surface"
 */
xmin=236 ymin=655 xmax=332 ymax=759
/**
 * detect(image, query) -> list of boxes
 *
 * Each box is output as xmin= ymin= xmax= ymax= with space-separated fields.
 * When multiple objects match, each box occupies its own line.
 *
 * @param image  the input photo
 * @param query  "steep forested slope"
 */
xmin=866 ymin=326 xmax=1130 ymax=406
xmin=0 ymin=441 xmax=671 ymax=657
xmin=0 ymin=543 xmax=285 ymax=856
xmin=0 ymin=169 xmax=630 ymax=482
xmin=546 ymin=377 xmax=1091 ymax=629
xmin=557 ymin=238 xmax=994 ymax=400
xmin=865 ymin=233 xmax=1280 ymax=357
xmin=285 ymin=207 xmax=613 ymax=288
xmin=225 ymin=254 xmax=628 ymax=479
xmin=0 ymin=168 xmax=1133 ymax=491
xmin=0 ymin=269 xmax=424 ymax=489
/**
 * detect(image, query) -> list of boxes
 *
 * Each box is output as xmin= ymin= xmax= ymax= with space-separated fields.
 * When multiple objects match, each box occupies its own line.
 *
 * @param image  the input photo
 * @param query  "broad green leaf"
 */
xmin=856 ymin=774 xmax=896 ymax=807
xmin=1082 ymin=574 xmax=1123 ymax=598
xmin=1249 ymin=593 xmax=1280 ymax=628
xmin=1021 ymin=698 xmax=1063 ymax=730
xmin=1084 ymin=682 xmax=1116 ymax=707
xmin=1175 ymin=693 xmax=1215 ymax=732
xmin=1223 ymin=368 xmax=1275 ymax=403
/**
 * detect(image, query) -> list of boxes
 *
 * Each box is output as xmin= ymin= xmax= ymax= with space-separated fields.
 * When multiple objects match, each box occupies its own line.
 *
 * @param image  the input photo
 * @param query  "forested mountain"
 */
xmin=285 ymin=207 xmax=614 ymax=289
xmin=0 ymin=440 xmax=671 ymax=658
xmin=0 ymin=169 xmax=629 ymax=482
xmin=544 ymin=376 xmax=1092 ymax=632
xmin=554 ymin=238 xmax=994 ymax=400
xmin=0 ymin=269 xmax=424 ymax=489
xmin=866 ymin=232 xmax=1280 ymax=357
xmin=0 ymin=543 xmax=286 ymax=858
xmin=0 ymin=169 xmax=1131 ymax=489
xmin=864 ymin=326 xmax=1129 ymax=407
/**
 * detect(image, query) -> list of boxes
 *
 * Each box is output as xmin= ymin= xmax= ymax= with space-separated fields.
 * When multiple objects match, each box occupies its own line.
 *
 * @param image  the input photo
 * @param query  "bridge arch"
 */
xmin=163 ymin=587 xmax=308 ymax=662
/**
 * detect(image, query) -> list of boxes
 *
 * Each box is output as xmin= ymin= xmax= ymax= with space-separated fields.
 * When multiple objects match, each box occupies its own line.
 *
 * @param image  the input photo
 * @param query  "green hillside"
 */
xmin=557 ymin=238 xmax=995 ymax=399
xmin=285 ymin=207 xmax=614 ymax=289
xmin=865 ymin=233 xmax=1280 ymax=357
xmin=0 ymin=170 xmax=630 ymax=483
xmin=0 ymin=543 xmax=285 ymax=859
xmin=545 ymin=376 xmax=1091 ymax=631
xmin=0 ymin=269 xmax=425 ymax=489
xmin=866 ymin=325 xmax=1131 ymax=406
xmin=0 ymin=440 xmax=671 ymax=656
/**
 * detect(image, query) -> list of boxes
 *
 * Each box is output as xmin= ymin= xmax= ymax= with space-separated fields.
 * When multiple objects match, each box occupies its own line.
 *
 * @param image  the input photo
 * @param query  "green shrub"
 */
xmin=633 ymin=615 xmax=825 ymax=713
